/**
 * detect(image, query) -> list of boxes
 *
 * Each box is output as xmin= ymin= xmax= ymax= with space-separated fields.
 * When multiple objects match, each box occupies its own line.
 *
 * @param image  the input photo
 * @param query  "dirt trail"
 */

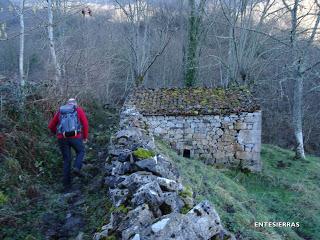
xmin=39 ymin=108 xmax=118 ymax=239
xmin=41 ymin=143 xmax=107 ymax=240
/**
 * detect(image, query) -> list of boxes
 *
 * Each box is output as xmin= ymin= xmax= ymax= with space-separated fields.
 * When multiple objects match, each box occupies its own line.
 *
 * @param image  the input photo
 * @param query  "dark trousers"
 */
xmin=58 ymin=138 xmax=85 ymax=187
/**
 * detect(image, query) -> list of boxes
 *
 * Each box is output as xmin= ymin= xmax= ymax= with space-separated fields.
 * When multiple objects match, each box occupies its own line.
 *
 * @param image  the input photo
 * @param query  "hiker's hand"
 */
xmin=83 ymin=139 xmax=88 ymax=144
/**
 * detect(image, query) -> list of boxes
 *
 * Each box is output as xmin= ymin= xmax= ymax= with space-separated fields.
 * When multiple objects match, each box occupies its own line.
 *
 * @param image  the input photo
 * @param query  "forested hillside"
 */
xmin=0 ymin=0 xmax=320 ymax=239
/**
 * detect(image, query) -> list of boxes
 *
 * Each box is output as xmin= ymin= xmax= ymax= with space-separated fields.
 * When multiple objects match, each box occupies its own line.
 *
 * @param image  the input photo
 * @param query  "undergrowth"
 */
xmin=0 ymin=96 xmax=119 ymax=239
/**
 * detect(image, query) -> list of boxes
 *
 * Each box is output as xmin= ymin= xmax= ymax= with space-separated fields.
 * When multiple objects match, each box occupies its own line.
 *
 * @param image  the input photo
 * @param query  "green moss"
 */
xmin=230 ymin=99 xmax=241 ymax=108
xmin=193 ymin=88 xmax=204 ymax=94
xmin=236 ymin=85 xmax=251 ymax=94
xmin=200 ymin=99 xmax=208 ymax=105
xmin=101 ymin=235 xmax=117 ymax=240
xmin=111 ymin=204 xmax=129 ymax=214
xmin=170 ymin=90 xmax=180 ymax=97
xmin=192 ymin=110 xmax=199 ymax=115
xmin=179 ymin=186 xmax=193 ymax=198
xmin=180 ymin=205 xmax=192 ymax=214
xmin=211 ymin=88 xmax=226 ymax=99
xmin=133 ymin=87 xmax=259 ymax=116
xmin=0 ymin=191 xmax=8 ymax=205
xmin=133 ymin=148 xmax=155 ymax=159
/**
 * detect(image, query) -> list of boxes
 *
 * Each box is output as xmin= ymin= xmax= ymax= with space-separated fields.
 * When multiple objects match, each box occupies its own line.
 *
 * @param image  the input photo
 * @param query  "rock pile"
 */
xmin=94 ymin=106 xmax=235 ymax=240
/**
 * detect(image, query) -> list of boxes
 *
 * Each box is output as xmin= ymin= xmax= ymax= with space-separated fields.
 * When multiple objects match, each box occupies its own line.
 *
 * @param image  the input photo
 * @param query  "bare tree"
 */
xmin=281 ymin=0 xmax=320 ymax=159
xmin=204 ymin=0 xmax=320 ymax=157
xmin=19 ymin=0 xmax=25 ymax=88
xmin=8 ymin=0 xmax=25 ymax=89
xmin=215 ymin=0 xmax=279 ymax=86
xmin=114 ymin=0 xmax=172 ymax=87
xmin=47 ymin=0 xmax=62 ymax=91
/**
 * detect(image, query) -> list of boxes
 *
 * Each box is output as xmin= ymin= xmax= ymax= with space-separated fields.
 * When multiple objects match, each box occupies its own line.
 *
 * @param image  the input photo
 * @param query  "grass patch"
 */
xmin=156 ymin=141 xmax=320 ymax=240
xmin=179 ymin=185 xmax=193 ymax=198
xmin=110 ymin=204 xmax=130 ymax=214
xmin=180 ymin=205 xmax=192 ymax=214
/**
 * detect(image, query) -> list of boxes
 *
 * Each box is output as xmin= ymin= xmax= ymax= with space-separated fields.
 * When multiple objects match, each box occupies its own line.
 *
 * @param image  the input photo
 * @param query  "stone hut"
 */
xmin=127 ymin=87 xmax=262 ymax=172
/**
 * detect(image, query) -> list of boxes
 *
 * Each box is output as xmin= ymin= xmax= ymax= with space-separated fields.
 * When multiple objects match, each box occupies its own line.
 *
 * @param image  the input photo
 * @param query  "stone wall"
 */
xmin=94 ymin=106 xmax=235 ymax=240
xmin=144 ymin=111 xmax=262 ymax=171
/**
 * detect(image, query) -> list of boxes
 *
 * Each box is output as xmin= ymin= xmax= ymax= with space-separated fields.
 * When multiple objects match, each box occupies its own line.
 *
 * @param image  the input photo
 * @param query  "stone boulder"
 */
xmin=131 ymin=181 xmax=164 ymax=213
xmin=119 ymin=204 xmax=154 ymax=239
xmin=137 ymin=201 xmax=235 ymax=240
xmin=108 ymin=147 xmax=133 ymax=162
xmin=160 ymin=192 xmax=184 ymax=214
xmin=156 ymin=177 xmax=183 ymax=192
xmin=109 ymin=188 xmax=129 ymax=207
xmin=118 ymin=172 xmax=158 ymax=192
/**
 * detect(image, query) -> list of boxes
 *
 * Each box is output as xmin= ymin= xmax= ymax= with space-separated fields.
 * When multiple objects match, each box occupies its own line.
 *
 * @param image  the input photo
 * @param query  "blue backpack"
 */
xmin=58 ymin=104 xmax=81 ymax=137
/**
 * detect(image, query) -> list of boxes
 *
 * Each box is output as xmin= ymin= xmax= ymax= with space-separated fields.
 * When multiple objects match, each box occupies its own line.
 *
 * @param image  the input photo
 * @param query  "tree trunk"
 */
xmin=292 ymin=63 xmax=305 ymax=159
xmin=19 ymin=0 xmax=25 ymax=88
xmin=185 ymin=0 xmax=199 ymax=87
xmin=287 ymin=0 xmax=305 ymax=159
xmin=227 ymin=24 xmax=235 ymax=86
xmin=47 ymin=0 xmax=61 ymax=91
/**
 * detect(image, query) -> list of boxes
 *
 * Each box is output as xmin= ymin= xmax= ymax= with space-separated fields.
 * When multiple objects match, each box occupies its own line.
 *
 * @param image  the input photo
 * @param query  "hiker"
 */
xmin=48 ymin=98 xmax=89 ymax=190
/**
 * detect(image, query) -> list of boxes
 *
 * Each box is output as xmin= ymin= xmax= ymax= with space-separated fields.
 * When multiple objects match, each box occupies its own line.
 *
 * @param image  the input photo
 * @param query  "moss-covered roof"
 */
xmin=128 ymin=87 xmax=260 ymax=116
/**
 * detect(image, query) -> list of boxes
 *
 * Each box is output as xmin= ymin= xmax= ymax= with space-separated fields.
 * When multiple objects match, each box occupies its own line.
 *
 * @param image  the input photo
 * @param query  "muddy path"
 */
xmin=41 ymin=109 xmax=119 ymax=240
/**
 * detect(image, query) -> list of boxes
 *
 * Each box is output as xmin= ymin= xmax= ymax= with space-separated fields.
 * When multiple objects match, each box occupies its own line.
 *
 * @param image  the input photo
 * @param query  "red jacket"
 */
xmin=48 ymin=106 xmax=89 ymax=139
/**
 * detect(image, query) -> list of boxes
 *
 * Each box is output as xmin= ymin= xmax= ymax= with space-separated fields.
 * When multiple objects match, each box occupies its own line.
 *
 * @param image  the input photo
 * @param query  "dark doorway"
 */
xmin=183 ymin=149 xmax=191 ymax=158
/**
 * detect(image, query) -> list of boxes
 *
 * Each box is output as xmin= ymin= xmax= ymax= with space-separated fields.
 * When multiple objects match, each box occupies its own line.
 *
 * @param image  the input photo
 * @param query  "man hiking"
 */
xmin=48 ymin=98 xmax=89 ymax=191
